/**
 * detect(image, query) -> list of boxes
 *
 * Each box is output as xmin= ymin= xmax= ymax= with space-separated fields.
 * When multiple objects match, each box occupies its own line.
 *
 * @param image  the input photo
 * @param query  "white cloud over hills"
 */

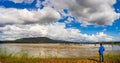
xmin=0 ymin=22 xmax=114 ymax=42
xmin=0 ymin=0 xmax=119 ymax=42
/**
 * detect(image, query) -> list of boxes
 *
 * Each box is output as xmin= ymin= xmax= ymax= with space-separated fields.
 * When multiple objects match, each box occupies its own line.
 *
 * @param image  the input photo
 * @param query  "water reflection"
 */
xmin=0 ymin=44 xmax=120 ymax=58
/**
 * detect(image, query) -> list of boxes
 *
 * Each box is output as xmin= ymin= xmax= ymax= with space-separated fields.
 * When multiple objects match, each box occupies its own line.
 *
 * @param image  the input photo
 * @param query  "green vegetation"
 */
xmin=0 ymin=37 xmax=120 ymax=45
xmin=0 ymin=49 xmax=120 ymax=63
xmin=104 ymin=54 xmax=120 ymax=63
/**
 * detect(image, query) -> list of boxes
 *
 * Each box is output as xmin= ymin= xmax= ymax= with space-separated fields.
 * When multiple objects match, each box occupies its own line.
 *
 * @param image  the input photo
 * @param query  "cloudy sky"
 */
xmin=0 ymin=0 xmax=120 ymax=42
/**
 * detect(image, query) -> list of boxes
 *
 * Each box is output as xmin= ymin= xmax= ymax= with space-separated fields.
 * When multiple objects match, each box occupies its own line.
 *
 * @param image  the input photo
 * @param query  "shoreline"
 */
xmin=0 ymin=44 xmax=120 ymax=58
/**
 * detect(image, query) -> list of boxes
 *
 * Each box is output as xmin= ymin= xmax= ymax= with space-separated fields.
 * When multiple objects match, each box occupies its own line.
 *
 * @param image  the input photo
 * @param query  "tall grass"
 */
xmin=104 ymin=54 xmax=120 ymax=63
xmin=0 ymin=48 xmax=120 ymax=63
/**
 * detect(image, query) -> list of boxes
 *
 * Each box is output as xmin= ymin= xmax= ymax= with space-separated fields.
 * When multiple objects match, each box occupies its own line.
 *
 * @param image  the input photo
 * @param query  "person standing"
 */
xmin=98 ymin=43 xmax=105 ymax=62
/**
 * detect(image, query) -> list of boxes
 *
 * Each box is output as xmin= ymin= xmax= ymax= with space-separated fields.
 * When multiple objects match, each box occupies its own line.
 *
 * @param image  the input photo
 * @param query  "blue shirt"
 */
xmin=99 ymin=45 xmax=105 ymax=55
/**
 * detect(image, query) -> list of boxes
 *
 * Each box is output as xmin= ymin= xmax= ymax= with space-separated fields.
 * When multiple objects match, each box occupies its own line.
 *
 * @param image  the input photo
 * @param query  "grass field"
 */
xmin=0 ymin=51 xmax=120 ymax=63
xmin=0 ymin=44 xmax=120 ymax=63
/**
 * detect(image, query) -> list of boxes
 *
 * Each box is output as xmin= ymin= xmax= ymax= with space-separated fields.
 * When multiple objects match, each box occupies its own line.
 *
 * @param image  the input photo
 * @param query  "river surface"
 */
xmin=0 ymin=43 xmax=120 ymax=58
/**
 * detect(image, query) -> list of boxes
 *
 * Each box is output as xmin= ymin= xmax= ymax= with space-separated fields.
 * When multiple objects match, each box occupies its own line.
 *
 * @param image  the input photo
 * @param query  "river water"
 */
xmin=0 ymin=43 xmax=120 ymax=58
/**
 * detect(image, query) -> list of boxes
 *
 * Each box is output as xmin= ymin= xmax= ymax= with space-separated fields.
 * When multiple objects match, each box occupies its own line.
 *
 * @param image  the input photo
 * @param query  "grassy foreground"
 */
xmin=0 ymin=52 xmax=120 ymax=63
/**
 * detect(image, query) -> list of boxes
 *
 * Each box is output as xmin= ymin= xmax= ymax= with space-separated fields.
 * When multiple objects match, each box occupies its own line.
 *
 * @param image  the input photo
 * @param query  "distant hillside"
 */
xmin=0 ymin=37 xmax=69 ymax=43
xmin=0 ymin=37 xmax=81 ymax=44
xmin=14 ymin=37 xmax=63 ymax=43
xmin=0 ymin=37 xmax=120 ymax=44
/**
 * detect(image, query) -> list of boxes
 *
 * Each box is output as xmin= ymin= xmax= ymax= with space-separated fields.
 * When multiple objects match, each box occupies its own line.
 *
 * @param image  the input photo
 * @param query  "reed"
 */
xmin=0 ymin=48 xmax=120 ymax=63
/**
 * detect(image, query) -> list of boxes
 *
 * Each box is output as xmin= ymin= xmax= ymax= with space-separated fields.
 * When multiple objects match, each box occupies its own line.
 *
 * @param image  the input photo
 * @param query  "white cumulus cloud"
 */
xmin=0 ymin=7 xmax=61 ymax=25
xmin=50 ymin=0 xmax=120 ymax=26
xmin=9 ymin=0 xmax=34 ymax=4
xmin=0 ymin=22 xmax=114 ymax=42
xmin=0 ymin=0 xmax=118 ymax=42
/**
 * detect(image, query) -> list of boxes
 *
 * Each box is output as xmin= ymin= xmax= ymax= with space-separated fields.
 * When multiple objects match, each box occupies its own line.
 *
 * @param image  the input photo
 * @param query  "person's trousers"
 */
xmin=99 ymin=54 xmax=104 ymax=62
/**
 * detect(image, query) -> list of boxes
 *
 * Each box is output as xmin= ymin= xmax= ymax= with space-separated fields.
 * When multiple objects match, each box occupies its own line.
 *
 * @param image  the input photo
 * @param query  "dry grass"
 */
xmin=0 ymin=57 xmax=101 ymax=63
xmin=0 ymin=44 xmax=120 ymax=63
xmin=0 ymin=53 xmax=120 ymax=63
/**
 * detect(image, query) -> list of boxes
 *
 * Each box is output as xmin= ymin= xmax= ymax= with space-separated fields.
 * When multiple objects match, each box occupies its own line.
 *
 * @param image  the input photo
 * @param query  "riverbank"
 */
xmin=0 ymin=43 xmax=120 ymax=63
xmin=0 ymin=53 xmax=120 ymax=63
xmin=0 ymin=44 xmax=120 ymax=57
